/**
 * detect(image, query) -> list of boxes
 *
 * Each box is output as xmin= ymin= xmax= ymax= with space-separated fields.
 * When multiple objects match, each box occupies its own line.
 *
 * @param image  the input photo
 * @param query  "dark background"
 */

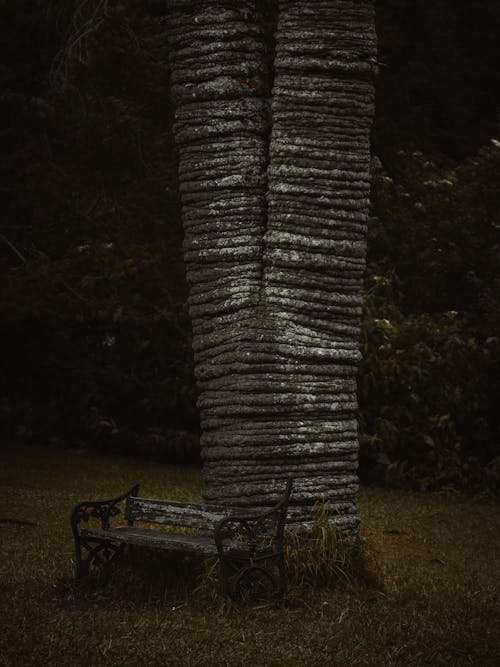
xmin=1 ymin=0 xmax=499 ymax=492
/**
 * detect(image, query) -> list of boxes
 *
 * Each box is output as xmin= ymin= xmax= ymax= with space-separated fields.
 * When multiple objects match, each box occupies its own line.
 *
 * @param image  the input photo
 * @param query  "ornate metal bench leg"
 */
xmin=219 ymin=553 xmax=286 ymax=601
xmin=74 ymin=539 xmax=97 ymax=582
xmin=99 ymin=545 xmax=113 ymax=585
xmin=74 ymin=539 xmax=123 ymax=583
xmin=74 ymin=536 xmax=88 ymax=582
xmin=219 ymin=557 xmax=238 ymax=598
xmin=277 ymin=554 xmax=287 ymax=597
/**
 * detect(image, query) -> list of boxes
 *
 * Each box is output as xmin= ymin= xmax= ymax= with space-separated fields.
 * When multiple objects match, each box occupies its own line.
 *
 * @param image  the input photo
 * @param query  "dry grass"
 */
xmin=1 ymin=444 xmax=499 ymax=666
xmin=285 ymin=504 xmax=384 ymax=593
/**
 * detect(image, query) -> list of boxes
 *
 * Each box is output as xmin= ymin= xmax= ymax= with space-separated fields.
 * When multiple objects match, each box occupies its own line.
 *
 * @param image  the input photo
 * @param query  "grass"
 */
xmin=0 ymin=443 xmax=499 ymax=666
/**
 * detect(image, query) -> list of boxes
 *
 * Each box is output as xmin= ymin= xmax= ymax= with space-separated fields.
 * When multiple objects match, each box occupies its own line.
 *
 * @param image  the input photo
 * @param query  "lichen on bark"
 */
xmin=166 ymin=0 xmax=376 ymax=532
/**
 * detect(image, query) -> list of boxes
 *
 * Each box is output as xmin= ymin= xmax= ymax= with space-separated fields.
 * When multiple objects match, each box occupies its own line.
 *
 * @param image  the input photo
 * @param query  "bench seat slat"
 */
xmin=81 ymin=526 xmax=218 ymax=555
xmin=125 ymin=497 xmax=231 ymax=529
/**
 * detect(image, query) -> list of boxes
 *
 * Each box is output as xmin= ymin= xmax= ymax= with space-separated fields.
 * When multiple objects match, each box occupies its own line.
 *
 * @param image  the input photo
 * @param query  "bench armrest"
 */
xmin=214 ymin=478 xmax=293 ymax=557
xmin=70 ymin=483 xmax=139 ymax=536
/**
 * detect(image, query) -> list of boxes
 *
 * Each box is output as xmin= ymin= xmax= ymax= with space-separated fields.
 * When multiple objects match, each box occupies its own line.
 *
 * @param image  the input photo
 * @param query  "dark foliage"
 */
xmin=360 ymin=143 xmax=500 ymax=491
xmin=1 ymin=0 xmax=499 ymax=488
xmin=1 ymin=1 xmax=199 ymax=461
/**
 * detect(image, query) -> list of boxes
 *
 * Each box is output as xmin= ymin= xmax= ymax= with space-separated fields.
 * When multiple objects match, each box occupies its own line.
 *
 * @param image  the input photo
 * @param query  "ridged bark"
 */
xmin=166 ymin=0 xmax=376 ymax=532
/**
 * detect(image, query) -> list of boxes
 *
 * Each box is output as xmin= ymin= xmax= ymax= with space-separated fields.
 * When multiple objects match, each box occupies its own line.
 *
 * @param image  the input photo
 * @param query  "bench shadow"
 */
xmin=67 ymin=545 xmax=220 ymax=608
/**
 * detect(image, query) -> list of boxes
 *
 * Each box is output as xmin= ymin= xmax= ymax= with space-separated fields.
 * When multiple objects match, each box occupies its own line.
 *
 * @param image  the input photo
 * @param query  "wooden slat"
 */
xmin=124 ymin=496 xmax=231 ymax=530
xmin=81 ymin=526 xmax=218 ymax=555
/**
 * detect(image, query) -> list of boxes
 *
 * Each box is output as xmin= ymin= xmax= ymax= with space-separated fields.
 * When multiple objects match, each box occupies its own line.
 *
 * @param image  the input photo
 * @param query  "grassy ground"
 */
xmin=0 ymin=444 xmax=499 ymax=666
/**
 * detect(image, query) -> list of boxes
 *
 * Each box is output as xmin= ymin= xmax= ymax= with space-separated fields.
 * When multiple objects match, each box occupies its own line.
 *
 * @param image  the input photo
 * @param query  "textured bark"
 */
xmin=166 ymin=0 xmax=376 ymax=532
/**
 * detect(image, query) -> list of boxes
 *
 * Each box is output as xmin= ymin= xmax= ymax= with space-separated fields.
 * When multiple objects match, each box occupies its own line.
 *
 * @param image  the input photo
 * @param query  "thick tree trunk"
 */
xmin=166 ymin=0 xmax=376 ymax=532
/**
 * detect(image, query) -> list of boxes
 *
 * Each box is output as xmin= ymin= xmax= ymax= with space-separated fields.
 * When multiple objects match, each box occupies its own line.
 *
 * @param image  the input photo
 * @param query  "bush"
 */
xmin=359 ymin=142 xmax=500 ymax=492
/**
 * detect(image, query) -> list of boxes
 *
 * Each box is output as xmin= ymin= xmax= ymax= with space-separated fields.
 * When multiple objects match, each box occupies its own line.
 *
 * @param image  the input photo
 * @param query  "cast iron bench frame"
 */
xmin=70 ymin=478 xmax=293 ymax=598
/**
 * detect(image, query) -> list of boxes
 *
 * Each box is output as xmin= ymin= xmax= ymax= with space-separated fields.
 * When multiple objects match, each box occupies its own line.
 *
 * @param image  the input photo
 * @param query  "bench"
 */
xmin=70 ymin=478 xmax=293 ymax=598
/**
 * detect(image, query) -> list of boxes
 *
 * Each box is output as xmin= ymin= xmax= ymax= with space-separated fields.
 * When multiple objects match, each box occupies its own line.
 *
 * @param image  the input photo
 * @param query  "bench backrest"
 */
xmin=125 ymin=497 xmax=231 ymax=531
xmin=125 ymin=478 xmax=293 ymax=537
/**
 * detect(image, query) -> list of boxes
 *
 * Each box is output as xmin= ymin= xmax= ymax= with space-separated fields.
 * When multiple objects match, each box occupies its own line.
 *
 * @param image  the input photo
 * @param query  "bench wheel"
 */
xmin=234 ymin=566 xmax=278 ymax=601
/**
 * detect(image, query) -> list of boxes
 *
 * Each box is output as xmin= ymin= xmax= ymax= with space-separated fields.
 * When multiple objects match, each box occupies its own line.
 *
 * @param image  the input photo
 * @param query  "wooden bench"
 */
xmin=70 ymin=478 xmax=293 ymax=598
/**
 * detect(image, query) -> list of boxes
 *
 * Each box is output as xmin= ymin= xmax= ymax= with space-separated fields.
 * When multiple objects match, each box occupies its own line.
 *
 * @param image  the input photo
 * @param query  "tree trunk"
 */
xmin=166 ymin=0 xmax=376 ymax=532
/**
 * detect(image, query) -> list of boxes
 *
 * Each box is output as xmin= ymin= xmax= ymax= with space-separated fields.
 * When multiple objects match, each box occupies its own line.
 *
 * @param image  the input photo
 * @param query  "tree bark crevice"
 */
xmin=166 ymin=0 xmax=376 ymax=531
